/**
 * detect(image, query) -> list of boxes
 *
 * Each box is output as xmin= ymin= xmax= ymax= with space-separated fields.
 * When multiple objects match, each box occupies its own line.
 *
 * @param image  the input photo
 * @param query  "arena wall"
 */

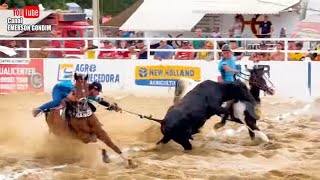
xmin=1 ymin=59 xmax=318 ymax=98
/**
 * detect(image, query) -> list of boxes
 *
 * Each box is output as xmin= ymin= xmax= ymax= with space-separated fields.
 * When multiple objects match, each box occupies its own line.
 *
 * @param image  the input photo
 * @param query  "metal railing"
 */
xmin=0 ymin=37 xmax=319 ymax=61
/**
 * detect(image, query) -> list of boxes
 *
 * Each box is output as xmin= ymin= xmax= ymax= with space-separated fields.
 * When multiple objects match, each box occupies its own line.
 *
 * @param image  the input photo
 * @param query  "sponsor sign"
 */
xmin=0 ymin=59 xmax=44 ymax=94
xmin=134 ymin=65 xmax=201 ymax=87
xmin=57 ymin=63 xmax=120 ymax=83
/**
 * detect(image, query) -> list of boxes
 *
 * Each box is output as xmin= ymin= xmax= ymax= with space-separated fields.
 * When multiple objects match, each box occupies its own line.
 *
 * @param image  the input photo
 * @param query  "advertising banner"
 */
xmin=134 ymin=65 xmax=201 ymax=87
xmin=0 ymin=59 xmax=44 ymax=94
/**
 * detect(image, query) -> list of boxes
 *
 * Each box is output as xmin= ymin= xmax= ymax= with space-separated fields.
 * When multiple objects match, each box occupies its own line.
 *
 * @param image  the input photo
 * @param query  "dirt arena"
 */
xmin=0 ymin=92 xmax=319 ymax=180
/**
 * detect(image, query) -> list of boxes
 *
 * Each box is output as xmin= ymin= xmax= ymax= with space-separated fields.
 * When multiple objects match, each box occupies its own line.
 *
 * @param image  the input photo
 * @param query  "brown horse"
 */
xmin=45 ymin=73 xmax=132 ymax=167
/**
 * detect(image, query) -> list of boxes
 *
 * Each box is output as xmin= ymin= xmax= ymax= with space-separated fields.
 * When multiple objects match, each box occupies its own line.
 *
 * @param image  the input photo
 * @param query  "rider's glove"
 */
xmin=107 ymin=103 xmax=122 ymax=112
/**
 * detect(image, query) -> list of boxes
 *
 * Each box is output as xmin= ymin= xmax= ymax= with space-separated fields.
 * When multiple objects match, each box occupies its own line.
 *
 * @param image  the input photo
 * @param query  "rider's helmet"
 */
xmin=89 ymin=81 xmax=103 ymax=92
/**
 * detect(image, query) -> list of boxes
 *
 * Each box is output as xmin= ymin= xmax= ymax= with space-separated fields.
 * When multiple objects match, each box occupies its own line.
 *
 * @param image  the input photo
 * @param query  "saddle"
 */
xmin=45 ymin=101 xmax=97 ymax=122
xmin=44 ymin=106 xmax=69 ymax=121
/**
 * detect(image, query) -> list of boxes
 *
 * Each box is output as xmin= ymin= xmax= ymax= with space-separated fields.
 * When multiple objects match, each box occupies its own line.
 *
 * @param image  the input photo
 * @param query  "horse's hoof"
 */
xmin=102 ymin=149 xmax=111 ymax=163
xmin=183 ymin=149 xmax=192 ymax=154
xmin=126 ymin=159 xmax=137 ymax=168
xmin=214 ymin=122 xmax=225 ymax=129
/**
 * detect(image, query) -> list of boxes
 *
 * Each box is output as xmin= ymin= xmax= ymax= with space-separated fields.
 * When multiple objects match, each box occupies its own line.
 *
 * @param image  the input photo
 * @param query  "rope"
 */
xmin=109 ymin=108 xmax=163 ymax=123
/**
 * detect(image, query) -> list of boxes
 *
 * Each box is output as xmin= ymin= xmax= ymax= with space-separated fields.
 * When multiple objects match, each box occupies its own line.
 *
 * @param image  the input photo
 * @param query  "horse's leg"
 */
xmin=69 ymin=118 xmax=92 ymax=144
xmin=88 ymin=115 xmax=122 ymax=154
xmin=245 ymin=116 xmax=269 ymax=142
xmin=87 ymin=115 xmax=133 ymax=166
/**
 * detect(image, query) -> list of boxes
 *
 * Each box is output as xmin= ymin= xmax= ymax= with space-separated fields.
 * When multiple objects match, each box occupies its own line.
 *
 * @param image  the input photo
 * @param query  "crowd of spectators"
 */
xmin=0 ymin=23 xmax=319 ymax=61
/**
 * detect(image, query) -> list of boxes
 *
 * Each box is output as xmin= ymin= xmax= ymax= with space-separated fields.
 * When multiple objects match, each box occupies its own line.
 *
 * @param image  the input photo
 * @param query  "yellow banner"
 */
xmin=135 ymin=65 xmax=201 ymax=81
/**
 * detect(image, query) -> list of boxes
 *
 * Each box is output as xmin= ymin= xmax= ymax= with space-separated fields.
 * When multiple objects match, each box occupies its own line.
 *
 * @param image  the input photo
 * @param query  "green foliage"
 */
xmin=100 ymin=0 xmax=136 ymax=16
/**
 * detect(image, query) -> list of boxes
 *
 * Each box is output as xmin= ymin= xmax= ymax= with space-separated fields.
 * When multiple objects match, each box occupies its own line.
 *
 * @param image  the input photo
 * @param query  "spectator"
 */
xmin=116 ymin=40 xmax=130 ymax=59
xmin=289 ymin=42 xmax=305 ymax=61
xmin=118 ymin=30 xmax=133 ymax=38
xmin=0 ymin=1 xmax=8 ymax=9
xmin=174 ymin=40 xmax=195 ymax=60
xmin=128 ymin=40 xmax=148 ymax=59
xmin=230 ymin=14 xmax=243 ymax=46
xmin=196 ymin=41 xmax=214 ymax=60
xmin=270 ymin=41 xmax=285 ymax=61
xmin=41 ymin=30 xmax=64 ymax=58
xmin=98 ymin=40 xmax=117 ymax=59
xmin=249 ymin=42 xmax=270 ymax=62
xmin=228 ymin=28 xmax=235 ymax=38
xmin=280 ymin=27 xmax=286 ymax=38
xmin=288 ymin=41 xmax=295 ymax=50
xmin=80 ymin=40 xmax=98 ymax=59
xmin=212 ymin=27 xmax=221 ymax=38
xmin=259 ymin=15 xmax=274 ymax=38
xmin=229 ymin=40 xmax=244 ymax=60
xmin=154 ymin=40 xmax=174 ymax=60
xmin=310 ymin=43 xmax=320 ymax=61
xmin=192 ymin=28 xmax=206 ymax=57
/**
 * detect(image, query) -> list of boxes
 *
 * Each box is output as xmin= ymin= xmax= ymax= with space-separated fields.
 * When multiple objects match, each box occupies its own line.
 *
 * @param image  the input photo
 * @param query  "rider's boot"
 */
xmin=32 ymin=108 xmax=43 ymax=117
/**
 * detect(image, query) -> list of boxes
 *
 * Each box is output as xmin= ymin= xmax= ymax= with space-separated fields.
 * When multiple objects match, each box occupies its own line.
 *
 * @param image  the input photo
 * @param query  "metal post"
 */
xmin=213 ymin=39 xmax=217 ymax=61
xmin=92 ymin=0 xmax=100 ymax=38
xmin=26 ymin=39 xmax=30 ymax=59
xmin=284 ymin=39 xmax=288 ymax=61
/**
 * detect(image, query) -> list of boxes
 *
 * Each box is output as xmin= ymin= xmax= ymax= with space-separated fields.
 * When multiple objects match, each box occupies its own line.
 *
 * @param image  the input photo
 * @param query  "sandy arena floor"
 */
xmin=0 ymin=92 xmax=319 ymax=180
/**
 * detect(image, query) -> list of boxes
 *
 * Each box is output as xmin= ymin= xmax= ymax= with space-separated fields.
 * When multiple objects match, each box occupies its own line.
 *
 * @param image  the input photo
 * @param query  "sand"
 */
xmin=0 ymin=92 xmax=319 ymax=180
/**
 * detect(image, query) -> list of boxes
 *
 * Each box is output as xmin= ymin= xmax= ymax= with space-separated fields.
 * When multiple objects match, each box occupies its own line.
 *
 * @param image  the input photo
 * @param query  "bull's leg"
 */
xmin=172 ymin=136 xmax=192 ymax=151
xmin=157 ymin=135 xmax=171 ymax=145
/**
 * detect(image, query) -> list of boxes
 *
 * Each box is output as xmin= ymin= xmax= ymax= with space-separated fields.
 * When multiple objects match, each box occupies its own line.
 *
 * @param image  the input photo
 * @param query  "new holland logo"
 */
xmin=138 ymin=68 xmax=148 ymax=78
xmin=134 ymin=65 xmax=201 ymax=87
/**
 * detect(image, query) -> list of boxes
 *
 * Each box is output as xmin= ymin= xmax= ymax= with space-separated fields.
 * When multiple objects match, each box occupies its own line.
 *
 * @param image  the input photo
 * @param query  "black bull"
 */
xmin=155 ymin=80 xmax=257 ymax=151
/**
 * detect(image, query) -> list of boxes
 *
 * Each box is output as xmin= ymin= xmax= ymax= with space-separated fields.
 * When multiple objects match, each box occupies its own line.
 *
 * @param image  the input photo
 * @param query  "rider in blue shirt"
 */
xmin=218 ymin=44 xmax=239 ymax=82
xmin=215 ymin=44 xmax=240 ymax=129
xmin=32 ymin=81 xmax=120 ymax=117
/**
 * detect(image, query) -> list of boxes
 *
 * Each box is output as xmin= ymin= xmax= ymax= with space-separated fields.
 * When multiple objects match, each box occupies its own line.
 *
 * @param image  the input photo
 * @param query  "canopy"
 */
xmin=120 ymin=0 xmax=205 ymax=31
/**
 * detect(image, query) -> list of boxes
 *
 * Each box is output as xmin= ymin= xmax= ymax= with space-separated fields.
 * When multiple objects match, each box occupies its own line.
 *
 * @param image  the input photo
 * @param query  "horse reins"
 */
xmin=235 ymin=72 xmax=274 ymax=92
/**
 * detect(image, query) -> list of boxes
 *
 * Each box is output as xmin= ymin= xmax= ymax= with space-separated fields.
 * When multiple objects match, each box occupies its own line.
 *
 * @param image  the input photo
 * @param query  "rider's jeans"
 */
xmin=38 ymin=85 xmax=68 ymax=111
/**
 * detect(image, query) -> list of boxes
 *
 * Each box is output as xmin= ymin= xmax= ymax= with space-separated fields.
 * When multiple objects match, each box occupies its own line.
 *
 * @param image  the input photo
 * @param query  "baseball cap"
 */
xmin=89 ymin=81 xmax=102 ymax=92
xmin=221 ymin=44 xmax=232 ymax=51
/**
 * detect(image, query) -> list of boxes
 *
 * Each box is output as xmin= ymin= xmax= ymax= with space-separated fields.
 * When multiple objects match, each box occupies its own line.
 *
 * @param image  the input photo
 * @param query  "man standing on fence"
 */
xmin=259 ymin=15 xmax=274 ymax=38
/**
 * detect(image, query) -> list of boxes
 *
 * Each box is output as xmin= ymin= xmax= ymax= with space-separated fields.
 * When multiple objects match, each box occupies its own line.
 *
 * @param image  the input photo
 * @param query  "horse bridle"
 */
xmin=73 ymin=79 xmax=89 ymax=107
xmin=236 ymin=72 xmax=274 ymax=93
